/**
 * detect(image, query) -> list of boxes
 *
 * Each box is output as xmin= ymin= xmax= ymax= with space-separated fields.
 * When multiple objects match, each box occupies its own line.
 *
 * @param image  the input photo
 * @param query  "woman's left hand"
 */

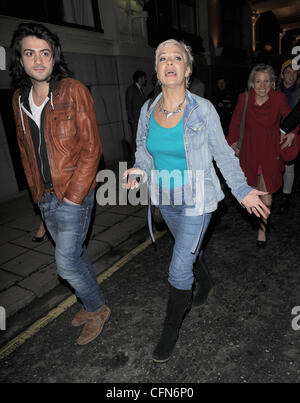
xmin=241 ymin=190 xmax=270 ymax=219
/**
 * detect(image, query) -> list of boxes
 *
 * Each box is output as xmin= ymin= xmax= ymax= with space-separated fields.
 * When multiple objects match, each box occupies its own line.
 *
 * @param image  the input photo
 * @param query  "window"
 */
xmin=145 ymin=0 xmax=202 ymax=52
xmin=0 ymin=0 xmax=103 ymax=32
xmin=172 ymin=0 xmax=197 ymax=36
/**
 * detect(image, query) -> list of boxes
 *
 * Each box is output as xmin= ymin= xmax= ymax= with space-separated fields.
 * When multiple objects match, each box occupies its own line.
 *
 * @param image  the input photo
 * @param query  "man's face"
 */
xmin=20 ymin=36 xmax=54 ymax=84
xmin=139 ymin=75 xmax=147 ymax=87
xmin=218 ymin=79 xmax=226 ymax=90
xmin=282 ymin=66 xmax=298 ymax=88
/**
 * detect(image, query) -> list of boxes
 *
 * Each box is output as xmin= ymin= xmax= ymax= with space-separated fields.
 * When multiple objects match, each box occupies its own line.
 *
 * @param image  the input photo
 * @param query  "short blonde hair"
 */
xmin=155 ymin=39 xmax=194 ymax=76
xmin=248 ymin=64 xmax=276 ymax=90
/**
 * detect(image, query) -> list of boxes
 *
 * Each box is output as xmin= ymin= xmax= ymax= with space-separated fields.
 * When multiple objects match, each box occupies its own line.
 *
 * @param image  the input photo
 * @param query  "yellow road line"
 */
xmin=0 ymin=230 xmax=166 ymax=361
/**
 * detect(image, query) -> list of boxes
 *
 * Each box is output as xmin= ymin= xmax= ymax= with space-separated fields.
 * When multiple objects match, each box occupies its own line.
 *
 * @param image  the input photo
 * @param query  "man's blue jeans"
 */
xmin=159 ymin=188 xmax=212 ymax=291
xmin=39 ymin=190 xmax=105 ymax=312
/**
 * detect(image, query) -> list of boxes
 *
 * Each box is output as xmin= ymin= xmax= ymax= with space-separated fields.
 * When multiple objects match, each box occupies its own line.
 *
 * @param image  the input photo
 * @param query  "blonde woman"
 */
xmin=227 ymin=64 xmax=296 ymax=247
xmin=124 ymin=41 xmax=269 ymax=363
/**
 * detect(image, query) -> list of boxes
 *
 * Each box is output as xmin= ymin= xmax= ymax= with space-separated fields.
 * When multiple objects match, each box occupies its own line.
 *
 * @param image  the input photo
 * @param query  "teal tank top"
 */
xmin=146 ymin=112 xmax=188 ymax=189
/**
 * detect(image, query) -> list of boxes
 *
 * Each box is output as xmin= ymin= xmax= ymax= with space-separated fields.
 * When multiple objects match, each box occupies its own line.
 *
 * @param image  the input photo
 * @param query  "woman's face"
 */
xmin=156 ymin=43 xmax=190 ymax=89
xmin=252 ymin=71 xmax=272 ymax=100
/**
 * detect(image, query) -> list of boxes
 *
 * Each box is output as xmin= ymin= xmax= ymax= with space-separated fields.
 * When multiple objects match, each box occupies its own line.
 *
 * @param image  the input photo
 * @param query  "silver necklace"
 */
xmin=159 ymin=96 xmax=186 ymax=119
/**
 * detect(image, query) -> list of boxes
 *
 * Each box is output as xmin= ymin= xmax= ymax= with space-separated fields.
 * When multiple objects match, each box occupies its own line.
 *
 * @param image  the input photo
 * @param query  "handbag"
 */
xmin=236 ymin=90 xmax=249 ymax=156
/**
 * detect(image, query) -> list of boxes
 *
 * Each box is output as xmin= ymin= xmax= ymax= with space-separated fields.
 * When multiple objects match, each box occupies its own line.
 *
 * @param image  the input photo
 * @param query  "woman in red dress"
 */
xmin=227 ymin=64 xmax=296 ymax=247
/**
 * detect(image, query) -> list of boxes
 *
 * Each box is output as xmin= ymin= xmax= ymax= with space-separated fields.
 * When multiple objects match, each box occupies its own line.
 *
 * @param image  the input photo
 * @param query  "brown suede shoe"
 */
xmin=77 ymin=305 xmax=111 ymax=346
xmin=72 ymin=307 xmax=87 ymax=327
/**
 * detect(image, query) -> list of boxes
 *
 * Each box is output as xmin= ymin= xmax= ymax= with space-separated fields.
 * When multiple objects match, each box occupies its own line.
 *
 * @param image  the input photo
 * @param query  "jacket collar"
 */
xmin=19 ymin=78 xmax=61 ymax=111
xmin=18 ymin=79 xmax=62 ymax=134
xmin=184 ymin=89 xmax=200 ymax=115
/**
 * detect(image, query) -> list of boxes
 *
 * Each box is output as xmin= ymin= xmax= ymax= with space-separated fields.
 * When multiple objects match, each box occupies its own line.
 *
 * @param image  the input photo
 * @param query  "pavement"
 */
xmin=0 ymin=172 xmax=299 ymax=383
xmin=1 ymin=162 xmax=300 ymax=383
xmin=0 ymin=185 xmax=149 ymax=321
xmin=0 ymin=168 xmax=299 ymax=326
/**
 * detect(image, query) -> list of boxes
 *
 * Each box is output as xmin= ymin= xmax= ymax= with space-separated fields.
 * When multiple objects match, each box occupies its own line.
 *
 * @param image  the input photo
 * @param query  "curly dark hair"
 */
xmin=10 ymin=22 xmax=73 ymax=88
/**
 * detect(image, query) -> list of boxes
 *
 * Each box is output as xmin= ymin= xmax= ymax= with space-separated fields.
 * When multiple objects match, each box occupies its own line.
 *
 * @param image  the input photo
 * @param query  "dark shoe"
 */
xmin=152 ymin=286 xmax=192 ymax=363
xmin=256 ymin=240 xmax=267 ymax=248
xmin=32 ymin=233 xmax=46 ymax=243
xmin=256 ymin=215 xmax=269 ymax=248
xmin=280 ymin=194 xmax=291 ymax=212
xmin=192 ymin=256 xmax=214 ymax=308
xmin=77 ymin=305 xmax=111 ymax=345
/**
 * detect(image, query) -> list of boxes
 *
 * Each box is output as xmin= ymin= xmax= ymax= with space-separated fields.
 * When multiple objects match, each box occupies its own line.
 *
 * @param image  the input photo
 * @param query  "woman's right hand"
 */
xmin=122 ymin=168 xmax=145 ymax=190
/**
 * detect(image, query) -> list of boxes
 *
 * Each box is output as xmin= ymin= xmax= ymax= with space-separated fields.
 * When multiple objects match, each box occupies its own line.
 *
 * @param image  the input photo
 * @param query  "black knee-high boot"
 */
xmin=192 ymin=255 xmax=214 ymax=308
xmin=152 ymin=285 xmax=192 ymax=363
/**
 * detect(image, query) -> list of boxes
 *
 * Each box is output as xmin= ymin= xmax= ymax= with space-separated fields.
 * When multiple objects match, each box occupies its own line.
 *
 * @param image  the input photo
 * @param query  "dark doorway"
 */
xmin=0 ymin=89 xmax=28 ymax=191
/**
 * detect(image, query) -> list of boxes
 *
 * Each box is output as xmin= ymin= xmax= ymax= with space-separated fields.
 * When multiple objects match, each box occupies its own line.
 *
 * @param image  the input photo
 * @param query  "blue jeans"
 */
xmin=39 ymin=190 xmax=105 ymax=312
xmin=159 ymin=188 xmax=212 ymax=290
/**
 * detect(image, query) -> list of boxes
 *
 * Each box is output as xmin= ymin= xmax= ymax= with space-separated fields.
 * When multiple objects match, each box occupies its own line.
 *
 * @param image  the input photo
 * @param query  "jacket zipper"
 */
xmin=41 ymin=92 xmax=59 ymax=188
xmin=38 ymin=97 xmax=52 ymax=184
xmin=38 ymin=127 xmax=47 ymax=183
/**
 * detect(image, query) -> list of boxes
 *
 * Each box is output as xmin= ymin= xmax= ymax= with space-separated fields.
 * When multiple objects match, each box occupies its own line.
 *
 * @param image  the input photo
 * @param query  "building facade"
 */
xmin=2 ymin=0 xmax=297 ymax=202
xmin=0 ymin=0 xmax=155 ymax=201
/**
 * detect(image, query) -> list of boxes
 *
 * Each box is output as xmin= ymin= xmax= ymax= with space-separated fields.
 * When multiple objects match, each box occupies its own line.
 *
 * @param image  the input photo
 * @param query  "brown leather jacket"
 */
xmin=12 ymin=78 xmax=102 ymax=204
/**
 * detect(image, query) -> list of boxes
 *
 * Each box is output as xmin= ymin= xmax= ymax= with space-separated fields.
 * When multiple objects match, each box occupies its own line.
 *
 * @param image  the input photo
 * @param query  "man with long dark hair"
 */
xmin=10 ymin=23 xmax=110 ymax=346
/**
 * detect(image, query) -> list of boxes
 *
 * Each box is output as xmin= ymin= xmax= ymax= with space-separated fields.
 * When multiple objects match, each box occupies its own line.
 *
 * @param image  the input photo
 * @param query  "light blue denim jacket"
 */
xmin=134 ymin=89 xmax=253 ymax=216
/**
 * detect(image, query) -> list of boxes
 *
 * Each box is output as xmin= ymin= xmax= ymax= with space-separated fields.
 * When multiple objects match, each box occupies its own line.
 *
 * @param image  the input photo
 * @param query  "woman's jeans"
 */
xmin=39 ymin=190 xmax=105 ymax=312
xmin=159 ymin=187 xmax=212 ymax=291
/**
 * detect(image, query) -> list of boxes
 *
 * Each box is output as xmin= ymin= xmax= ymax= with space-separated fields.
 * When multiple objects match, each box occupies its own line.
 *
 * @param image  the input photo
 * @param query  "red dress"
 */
xmin=227 ymin=89 xmax=291 ymax=193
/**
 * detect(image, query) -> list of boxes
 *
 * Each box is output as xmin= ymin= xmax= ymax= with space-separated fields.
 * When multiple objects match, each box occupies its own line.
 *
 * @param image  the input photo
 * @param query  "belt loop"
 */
xmin=44 ymin=187 xmax=55 ymax=195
